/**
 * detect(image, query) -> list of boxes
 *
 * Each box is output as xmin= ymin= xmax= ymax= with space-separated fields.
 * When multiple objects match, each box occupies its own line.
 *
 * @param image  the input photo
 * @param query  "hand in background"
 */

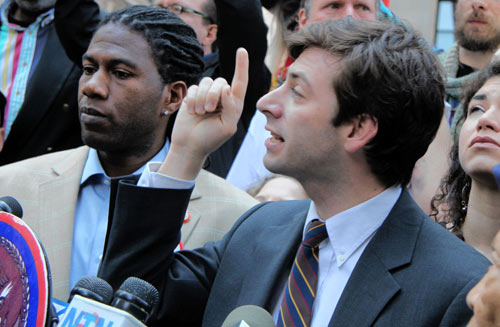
xmin=467 ymin=232 xmax=500 ymax=327
xmin=159 ymin=48 xmax=249 ymax=180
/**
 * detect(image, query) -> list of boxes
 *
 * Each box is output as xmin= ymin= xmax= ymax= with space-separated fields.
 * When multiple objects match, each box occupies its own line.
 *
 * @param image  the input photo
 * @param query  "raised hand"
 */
xmin=159 ymin=48 xmax=249 ymax=180
xmin=467 ymin=232 xmax=500 ymax=327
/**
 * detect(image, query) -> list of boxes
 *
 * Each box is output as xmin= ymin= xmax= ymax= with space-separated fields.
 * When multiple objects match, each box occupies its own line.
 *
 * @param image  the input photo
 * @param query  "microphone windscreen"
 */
xmin=119 ymin=277 xmax=159 ymax=309
xmin=221 ymin=305 xmax=275 ymax=327
xmin=0 ymin=196 xmax=23 ymax=218
xmin=71 ymin=276 xmax=114 ymax=304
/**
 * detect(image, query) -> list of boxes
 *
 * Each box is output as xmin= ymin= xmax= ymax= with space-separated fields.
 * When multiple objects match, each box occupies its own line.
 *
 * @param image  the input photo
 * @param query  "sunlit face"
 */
xmin=299 ymin=0 xmax=377 ymax=28
xmin=254 ymin=176 xmax=308 ymax=202
xmin=459 ymin=76 xmax=500 ymax=187
xmin=14 ymin=0 xmax=56 ymax=13
xmin=78 ymin=24 xmax=168 ymax=156
xmin=455 ymin=0 xmax=500 ymax=52
xmin=257 ymin=47 xmax=350 ymax=182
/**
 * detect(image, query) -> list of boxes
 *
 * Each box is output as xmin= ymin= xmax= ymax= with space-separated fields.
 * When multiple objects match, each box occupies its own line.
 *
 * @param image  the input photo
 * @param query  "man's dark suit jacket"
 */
xmin=99 ymin=182 xmax=490 ymax=327
xmin=0 ymin=22 xmax=82 ymax=165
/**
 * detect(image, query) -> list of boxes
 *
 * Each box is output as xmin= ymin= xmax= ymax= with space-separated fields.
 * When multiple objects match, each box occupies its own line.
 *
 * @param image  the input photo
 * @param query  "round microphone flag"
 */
xmin=0 ymin=212 xmax=49 ymax=327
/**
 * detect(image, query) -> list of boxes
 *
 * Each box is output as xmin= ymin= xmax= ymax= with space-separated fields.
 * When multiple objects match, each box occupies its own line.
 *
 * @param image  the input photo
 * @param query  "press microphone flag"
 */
xmin=57 ymin=295 xmax=146 ymax=327
xmin=0 ymin=211 xmax=51 ymax=326
xmin=57 ymin=276 xmax=158 ymax=327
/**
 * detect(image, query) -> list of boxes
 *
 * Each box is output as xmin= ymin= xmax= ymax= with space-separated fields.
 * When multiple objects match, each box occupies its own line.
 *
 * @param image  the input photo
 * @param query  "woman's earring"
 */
xmin=461 ymin=182 xmax=470 ymax=213
xmin=162 ymin=110 xmax=169 ymax=116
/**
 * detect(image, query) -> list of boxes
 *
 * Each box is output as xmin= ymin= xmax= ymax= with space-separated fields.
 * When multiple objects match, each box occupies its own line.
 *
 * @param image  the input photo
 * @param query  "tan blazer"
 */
xmin=0 ymin=146 xmax=257 ymax=299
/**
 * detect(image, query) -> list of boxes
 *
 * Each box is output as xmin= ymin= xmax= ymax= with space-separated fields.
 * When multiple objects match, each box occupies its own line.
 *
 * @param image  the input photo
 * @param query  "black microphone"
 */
xmin=221 ymin=305 xmax=275 ymax=327
xmin=0 ymin=195 xmax=23 ymax=218
xmin=111 ymin=277 xmax=159 ymax=324
xmin=68 ymin=276 xmax=114 ymax=304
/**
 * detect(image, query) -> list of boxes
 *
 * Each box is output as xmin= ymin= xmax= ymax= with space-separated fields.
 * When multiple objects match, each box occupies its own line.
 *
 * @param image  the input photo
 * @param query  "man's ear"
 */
xmin=202 ymin=24 xmax=218 ymax=49
xmin=162 ymin=81 xmax=187 ymax=115
xmin=298 ymin=8 xmax=308 ymax=29
xmin=344 ymin=114 xmax=378 ymax=153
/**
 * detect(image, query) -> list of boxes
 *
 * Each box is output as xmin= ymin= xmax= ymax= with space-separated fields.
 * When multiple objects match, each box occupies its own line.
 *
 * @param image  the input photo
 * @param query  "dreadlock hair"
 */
xmin=99 ymin=6 xmax=204 ymax=87
xmin=430 ymin=60 xmax=500 ymax=238
xmin=98 ymin=6 xmax=204 ymax=140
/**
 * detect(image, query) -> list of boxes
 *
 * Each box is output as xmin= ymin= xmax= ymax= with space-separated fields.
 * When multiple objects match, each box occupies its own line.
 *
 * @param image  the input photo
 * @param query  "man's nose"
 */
xmin=80 ymin=70 xmax=109 ymax=99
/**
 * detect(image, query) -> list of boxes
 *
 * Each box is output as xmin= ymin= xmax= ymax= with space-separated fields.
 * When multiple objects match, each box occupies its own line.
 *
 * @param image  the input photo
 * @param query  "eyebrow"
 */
xmin=288 ymin=70 xmax=312 ymax=88
xmin=471 ymin=94 xmax=487 ymax=101
xmin=82 ymin=54 xmax=138 ymax=70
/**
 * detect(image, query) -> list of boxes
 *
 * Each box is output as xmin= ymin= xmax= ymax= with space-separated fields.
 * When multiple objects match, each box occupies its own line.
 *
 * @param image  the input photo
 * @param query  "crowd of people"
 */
xmin=2 ymin=0 xmax=500 ymax=326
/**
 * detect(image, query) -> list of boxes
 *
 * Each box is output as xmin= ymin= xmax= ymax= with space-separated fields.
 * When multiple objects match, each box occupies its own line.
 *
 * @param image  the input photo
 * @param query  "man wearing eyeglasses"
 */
xmin=158 ymin=1 xmax=217 ymax=56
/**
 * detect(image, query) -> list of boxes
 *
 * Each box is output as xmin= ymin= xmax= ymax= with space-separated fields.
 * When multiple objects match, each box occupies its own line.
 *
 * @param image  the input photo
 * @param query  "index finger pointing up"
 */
xmin=231 ymin=48 xmax=249 ymax=103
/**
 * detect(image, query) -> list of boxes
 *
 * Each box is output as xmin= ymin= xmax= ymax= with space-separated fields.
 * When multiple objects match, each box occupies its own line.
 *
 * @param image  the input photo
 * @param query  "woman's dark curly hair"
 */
xmin=430 ymin=60 xmax=500 ymax=238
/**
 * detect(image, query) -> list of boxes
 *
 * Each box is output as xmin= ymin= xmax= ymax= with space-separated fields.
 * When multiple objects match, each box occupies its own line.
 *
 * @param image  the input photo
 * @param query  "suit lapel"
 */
xmin=236 ymin=205 xmax=307 ymax=310
xmin=5 ymin=25 xmax=75 ymax=150
xmin=38 ymin=146 xmax=88 ymax=299
xmin=330 ymin=190 xmax=423 ymax=327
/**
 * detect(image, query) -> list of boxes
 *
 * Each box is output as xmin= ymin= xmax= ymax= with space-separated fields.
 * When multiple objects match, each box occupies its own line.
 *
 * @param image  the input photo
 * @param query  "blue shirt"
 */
xmin=69 ymin=142 xmax=169 ymax=290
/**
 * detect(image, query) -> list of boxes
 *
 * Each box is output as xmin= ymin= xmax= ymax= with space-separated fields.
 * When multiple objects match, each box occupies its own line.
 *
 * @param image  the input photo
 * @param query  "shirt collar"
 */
xmin=1 ymin=1 xmax=54 ymax=31
xmin=81 ymin=140 xmax=170 ymax=185
xmin=305 ymin=185 xmax=402 ymax=267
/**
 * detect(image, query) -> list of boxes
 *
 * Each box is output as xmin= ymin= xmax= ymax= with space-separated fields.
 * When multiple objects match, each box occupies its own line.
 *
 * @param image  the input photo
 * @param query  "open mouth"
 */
xmin=271 ymin=134 xmax=284 ymax=142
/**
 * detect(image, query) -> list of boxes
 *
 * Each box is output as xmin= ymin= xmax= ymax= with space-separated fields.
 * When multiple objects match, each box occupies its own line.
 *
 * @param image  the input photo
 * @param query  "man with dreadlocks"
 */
xmin=54 ymin=0 xmax=271 ymax=178
xmin=0 ymin=6 xmax=257 ymax=300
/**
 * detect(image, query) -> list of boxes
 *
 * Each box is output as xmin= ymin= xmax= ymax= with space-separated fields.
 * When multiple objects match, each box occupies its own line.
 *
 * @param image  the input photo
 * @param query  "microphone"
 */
xmin=57 ymin=277 xmax=158 ymax=327
xmin=111 ymin=277 xmax=159 ymax=323
xmin=0 ymin=196 xmax=23 ymax=218
xmin=221 ymin=305 xmax=275 ymax=327
xmin=68 ymin=276 xmax=114 ymax=304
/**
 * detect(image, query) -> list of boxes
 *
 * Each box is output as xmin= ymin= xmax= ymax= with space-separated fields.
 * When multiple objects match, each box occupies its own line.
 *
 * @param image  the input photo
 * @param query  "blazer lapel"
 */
xmin=330 ymin=190 xmax=423 ymax=327
xmin=236 ymin=204 xmax=308 ymax=310
xmin=39 ymin=146 xmax=88 ymax=299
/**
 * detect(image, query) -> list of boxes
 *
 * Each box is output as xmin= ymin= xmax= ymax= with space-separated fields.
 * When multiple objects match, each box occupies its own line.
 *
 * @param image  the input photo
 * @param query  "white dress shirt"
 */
xmin=271 ymin=186 xmax=402 ymax=327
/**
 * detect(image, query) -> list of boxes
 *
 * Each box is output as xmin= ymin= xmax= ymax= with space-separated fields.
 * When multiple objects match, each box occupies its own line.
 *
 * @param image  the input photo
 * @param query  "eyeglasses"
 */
xmin=158 ymin=3 xmax=214 ymax=24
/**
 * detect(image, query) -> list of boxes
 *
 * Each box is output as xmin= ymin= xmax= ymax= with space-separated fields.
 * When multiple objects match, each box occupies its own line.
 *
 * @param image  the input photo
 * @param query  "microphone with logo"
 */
xmin=58 ymin=276 xmax=159 ymax=327
xmin=221 ymin=305 xmax=275 ymax=327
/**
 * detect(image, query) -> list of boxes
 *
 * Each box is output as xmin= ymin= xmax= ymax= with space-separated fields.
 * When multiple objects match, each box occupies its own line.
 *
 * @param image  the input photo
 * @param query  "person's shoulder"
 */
xmin=418 ymin=216 xmax=490 ymax=276
xmin=0 ymin=146 xmax=88 ymax=176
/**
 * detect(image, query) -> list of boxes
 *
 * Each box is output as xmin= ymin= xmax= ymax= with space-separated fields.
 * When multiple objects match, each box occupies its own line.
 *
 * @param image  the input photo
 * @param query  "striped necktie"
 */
xmin=277 ymin=219 xmax=328 ymax=327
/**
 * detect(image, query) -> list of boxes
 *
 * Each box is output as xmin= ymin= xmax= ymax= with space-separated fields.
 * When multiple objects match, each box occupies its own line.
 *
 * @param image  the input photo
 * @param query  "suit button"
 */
xmin=47 ymin=147 xmax=53 ymax=152
xmin=62 ymin=103 xmax=70 ymax=112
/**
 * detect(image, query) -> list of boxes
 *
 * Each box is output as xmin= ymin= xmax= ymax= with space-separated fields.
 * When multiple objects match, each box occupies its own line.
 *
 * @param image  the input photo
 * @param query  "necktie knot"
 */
xmin=302 ymin=220 xmax=327 ymax=248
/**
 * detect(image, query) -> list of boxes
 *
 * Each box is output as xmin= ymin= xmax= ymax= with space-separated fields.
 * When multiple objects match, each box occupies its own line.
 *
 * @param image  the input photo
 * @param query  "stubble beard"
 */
xmin=455 ymin=12 xmax=500 ymax=52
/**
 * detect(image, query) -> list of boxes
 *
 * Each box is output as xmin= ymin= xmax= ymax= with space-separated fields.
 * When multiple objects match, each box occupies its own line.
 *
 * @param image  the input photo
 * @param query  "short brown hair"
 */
xmin=287 ymin=18 xmax=445 ymax=187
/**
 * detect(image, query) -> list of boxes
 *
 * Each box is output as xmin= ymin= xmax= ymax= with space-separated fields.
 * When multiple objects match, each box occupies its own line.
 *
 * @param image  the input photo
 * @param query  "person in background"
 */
xmin=432 ymin=60 xmax=500 ymax=262
xmin=440 ymin=0 xmax=500 ymax=134
xmin=467 ymin=230 xmax=500 ymax=327
xmin=0 ymin=0 xmax=83 ymax=166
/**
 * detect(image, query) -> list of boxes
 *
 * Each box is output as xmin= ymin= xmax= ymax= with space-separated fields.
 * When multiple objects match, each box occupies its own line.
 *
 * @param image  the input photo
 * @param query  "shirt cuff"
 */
xmin=137 ymin=162 xmax=195 ymax=189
